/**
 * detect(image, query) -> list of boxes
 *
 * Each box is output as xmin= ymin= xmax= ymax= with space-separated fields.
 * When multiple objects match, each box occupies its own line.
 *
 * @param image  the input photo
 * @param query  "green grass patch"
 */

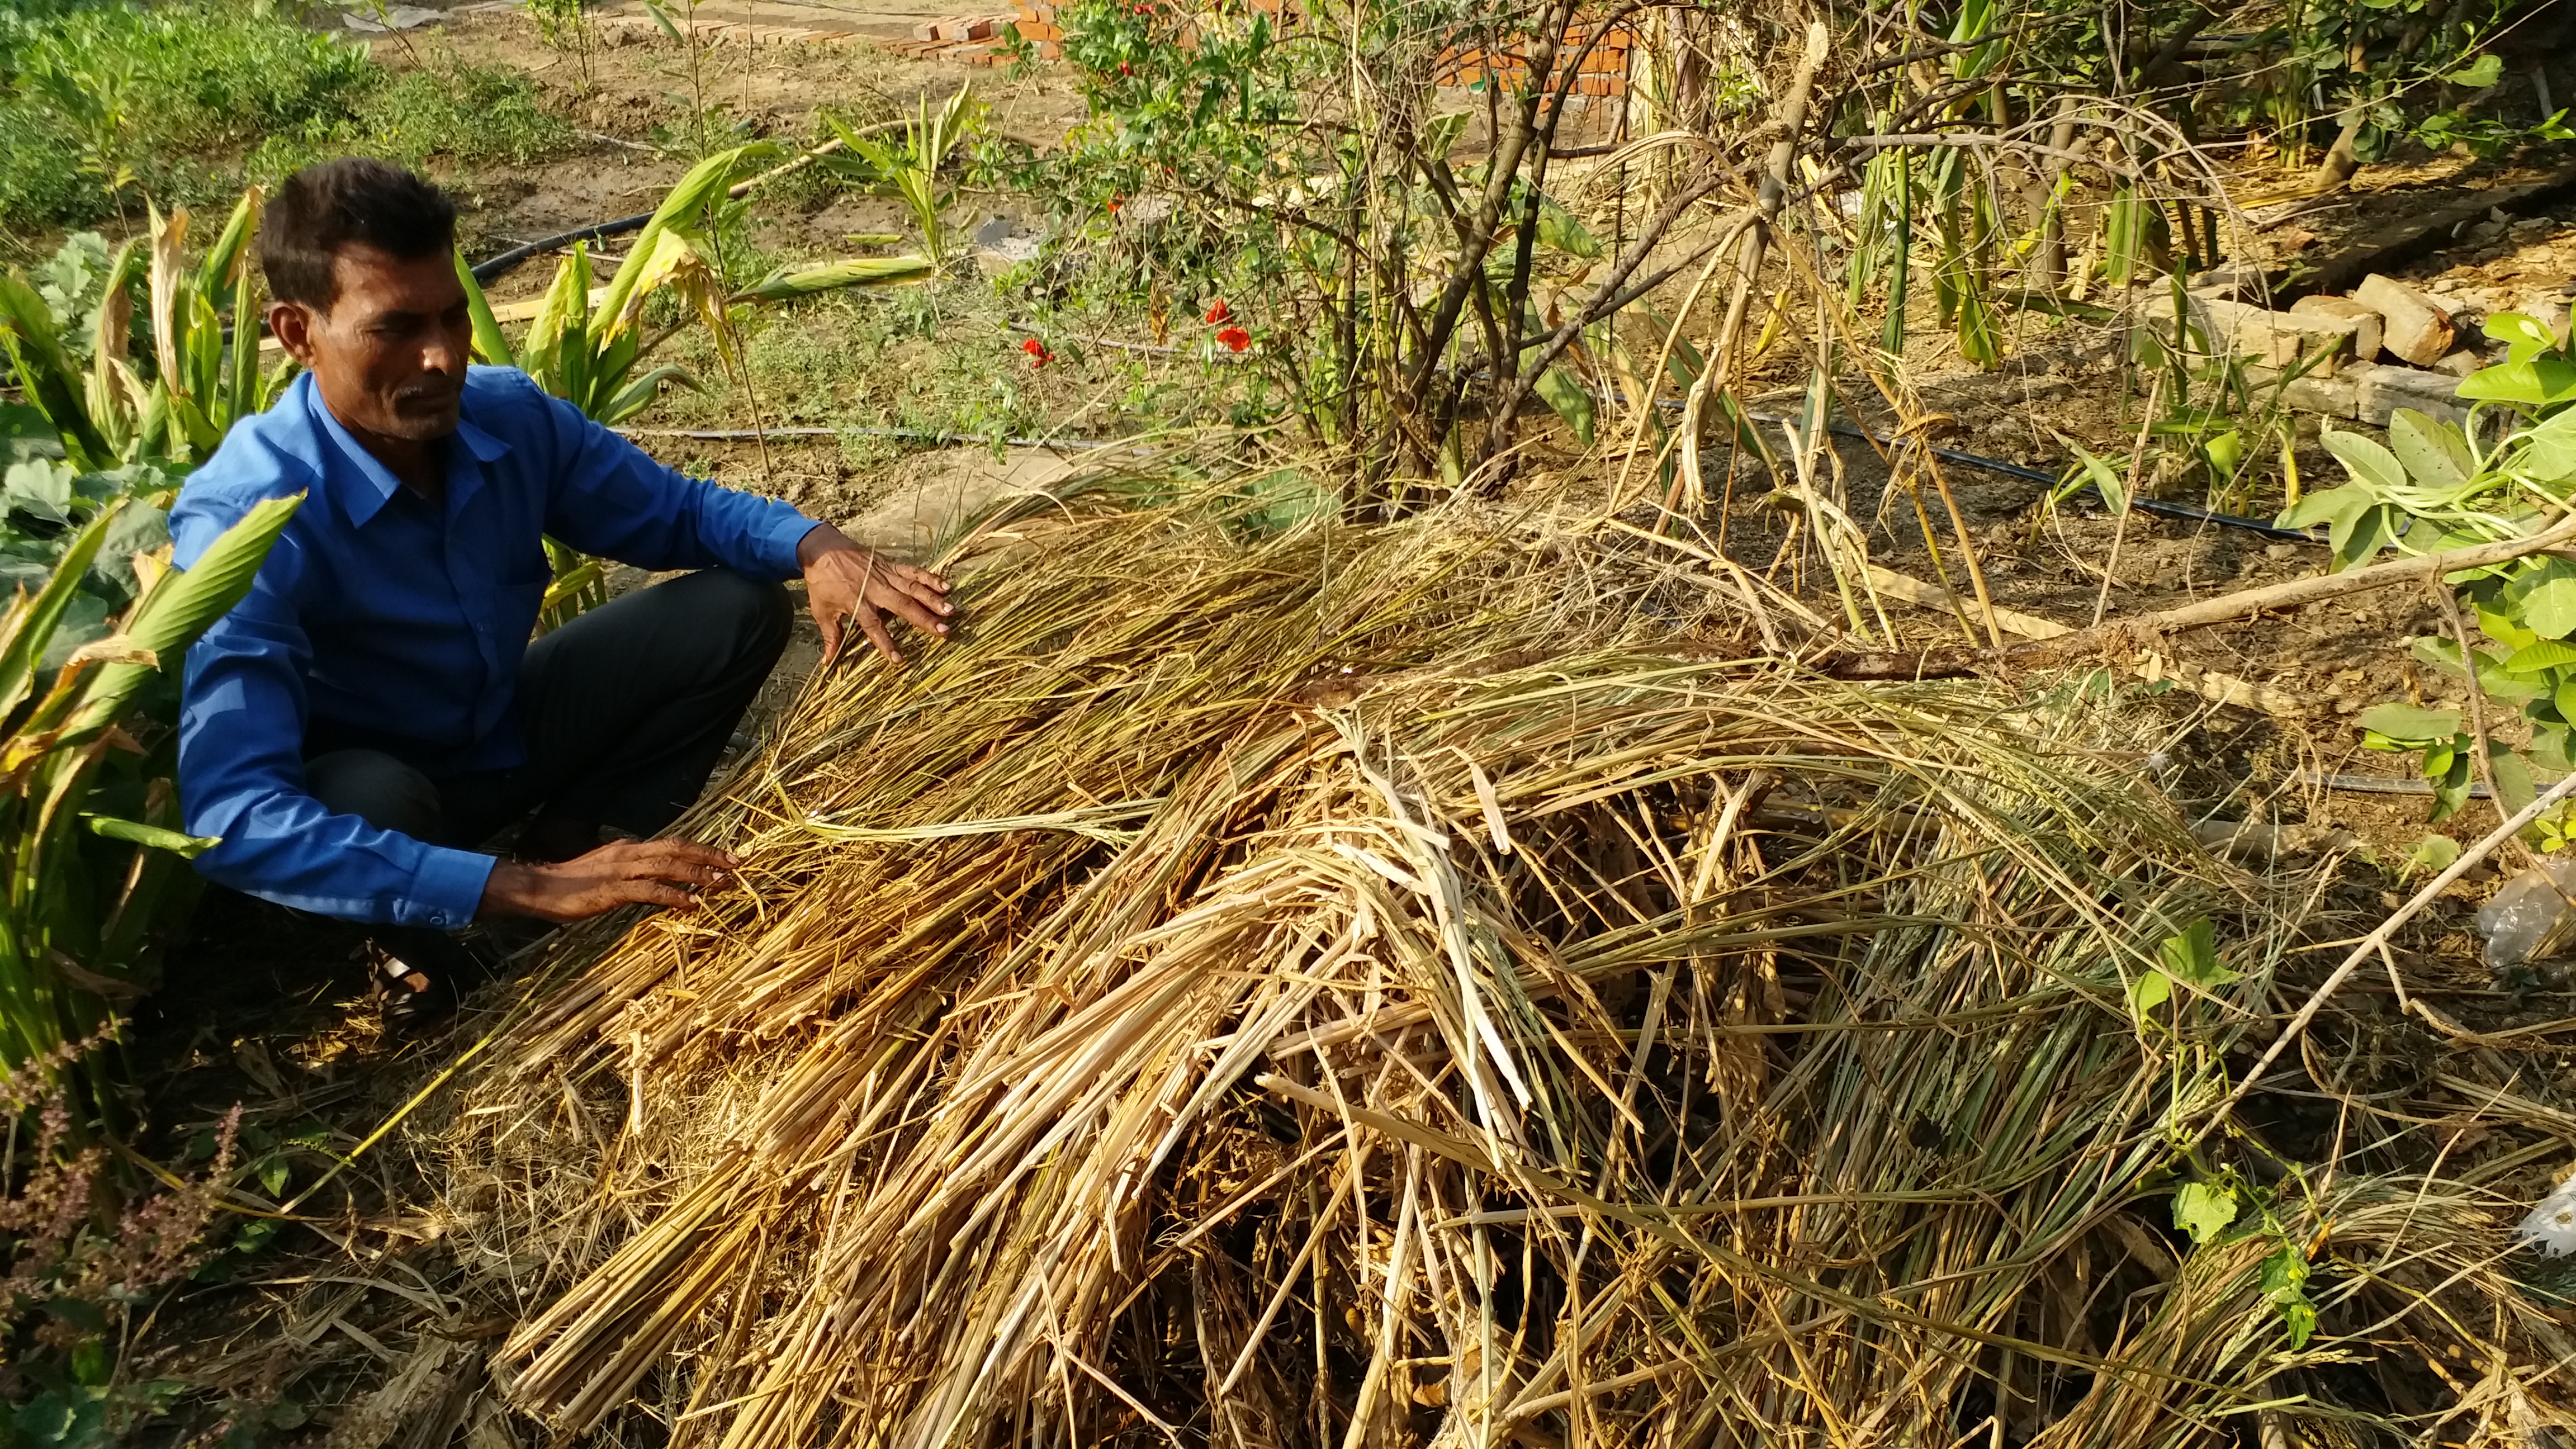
xmin=0 ymin=1 xmax=572 ymax=242
xmin=249 ymin=59 xmax=576 ymax=182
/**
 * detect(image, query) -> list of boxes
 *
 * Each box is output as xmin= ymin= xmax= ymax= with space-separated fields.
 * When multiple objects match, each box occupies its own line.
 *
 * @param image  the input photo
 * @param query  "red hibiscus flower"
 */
xmin=1022 ymin=337 xmax=1053 ymax=368
xmin=1216 ymin=326 xmax=1251 ymax=353
xmin=1204 ymin=299 xmax=1231 ymax=324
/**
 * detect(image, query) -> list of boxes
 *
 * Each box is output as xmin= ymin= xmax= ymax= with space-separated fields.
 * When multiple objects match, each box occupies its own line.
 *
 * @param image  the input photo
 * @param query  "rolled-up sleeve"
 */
xmin=523 ymin=380 xmax=815 ymax=579
xmin=176 ymin=505 xmax=496 ymax=929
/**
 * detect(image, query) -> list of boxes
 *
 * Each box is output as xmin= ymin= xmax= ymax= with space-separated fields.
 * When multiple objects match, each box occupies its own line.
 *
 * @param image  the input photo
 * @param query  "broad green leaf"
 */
xmin=2485 ymin=310 xmax=2561 ymax=364
xmin=2526 ymin=407 xmax=2576 ymax=480
xmin=2444 ymin=53 xmax=2504 ymax=87
xmin=2423 ymin=736 xmax=2460 ymax=778
xmin=2459 ymin=357 xmax=2576 ymax=406
xmin=518 ymin=247 xmax=593 ymax=402
xmin=2260 ymin=1244 xmax=2318 ymax=1349
xmin=0 ymin=271 xmax=111 ymax=470
xmin=644 ymin=0 xmax=684 ymax=41
xmin=2557 ymin=675 xmax=2576 ymax=724
xmin=2331 ymin=502 xmax=2397 ymax=571
xmin=594 ymin=364 xmax=702 ymax=427
xmin=2414 ymin=634 xmax=2467 ymax=672
xmin=5 ymin=457 xmax=77 ymax=523
xmin=2387 ymin=409 xmax=2473 ymax=490
xmin=2157 ymin=918 xmax=2236 ymax=988
xmin=2513 ymin=557 xmax=2576 ymax=637
xmin=2203 ymin=428 xmax=2243 ymax=479
xmin=589 ymin=229 xmax=693 ymax=349
xmin=591 ymin=143 xmax=780 ymax=338
xmin=2491 ymin=744 xmax=2537 ymax=814
xmin=2475 ymin=598 xmax=2542 ymax=651
xmin=2405 ymin=833 xmax=2463 ymax=876
xmin=1536 ymin=198 xmax=1601 ymax=260
xmin=2066 ymin=443 xmax=2129 ymax=518
xmin=2431 ymin=745 xmax=2476 ymax=822
xmin=2538 ymin=720 xmax=2574 ymax=771
xmin=2502 ymin=639 xmax=2576 ymax=673
xmin=2275 ymin=482 xmax=2366 ymax=532
xmin=55 ymin=494 xmax=301 ymax=743
xmin=192 ymin=186 xmax=262 ymax=301
xmin=2127 ymin=967 xmax=2171 ymax=1020
xmin=2276 ymin=1298 xmax=2319 ymax=1349
xmin=82 ymin=815 xmax=218 ymax=857
xmin=1534 ymin=367 xmax=1596 ymax=447
xmin=2319 ymin=428 xmax=2407 ymax=495
xmin=2172 ymin=1181 xmax=2239 ymax=1245
xmin=0 ymin=500 xmax=120 ymax=722
xmin=1422 ymin=110 xmax=1470 ymax=162
xmin=452 ymin=247 xmax=515 ymax=368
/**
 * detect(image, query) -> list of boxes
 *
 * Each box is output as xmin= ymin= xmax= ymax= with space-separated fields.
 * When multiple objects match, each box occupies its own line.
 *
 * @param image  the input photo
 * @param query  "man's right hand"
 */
xmin=480 ymin=839 xmax=738 ymax=922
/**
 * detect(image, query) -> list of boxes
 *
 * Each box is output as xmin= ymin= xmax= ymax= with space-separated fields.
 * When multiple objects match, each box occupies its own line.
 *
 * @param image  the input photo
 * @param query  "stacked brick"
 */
xmin=1014 ymin=0 xmax=1065 ymax=55
xmin=1438 ymin=23 xmax=1636 ymax=99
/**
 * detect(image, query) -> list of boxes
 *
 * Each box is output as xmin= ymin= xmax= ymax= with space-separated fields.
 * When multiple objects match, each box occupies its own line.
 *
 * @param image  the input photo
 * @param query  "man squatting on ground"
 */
xmin=172 ymin=159 xmax=954 ymax=1030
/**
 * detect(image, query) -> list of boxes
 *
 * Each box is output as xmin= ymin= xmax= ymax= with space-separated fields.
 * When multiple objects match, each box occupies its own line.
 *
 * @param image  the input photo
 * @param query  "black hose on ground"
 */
xmin=1756 ymin=414 xmax=2319 ymax=543
xmin=468 ymin=210 xmax=659 ymax=285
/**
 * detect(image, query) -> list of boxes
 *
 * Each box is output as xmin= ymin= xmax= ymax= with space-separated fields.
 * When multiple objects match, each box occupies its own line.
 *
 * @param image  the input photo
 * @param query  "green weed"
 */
xmin=0 ymin=4 xmax=575 ymax=242
xmin=0 ymin=2 xmax=375 ymax=233
xmin=244 ymin=60 xmax=576 ymax=183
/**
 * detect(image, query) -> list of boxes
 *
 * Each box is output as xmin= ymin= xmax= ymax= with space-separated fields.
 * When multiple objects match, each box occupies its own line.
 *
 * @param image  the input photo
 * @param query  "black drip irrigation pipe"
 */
xmin=1906 ymin=433 xmax=2315 ymax=543
xmin=470 ymin=211 xmax=659 ymax=285
xmin=1739 ymin=411 xmax=2319 ymax=543
xmin=2300 ymin=770 xmax=2489 ymax=799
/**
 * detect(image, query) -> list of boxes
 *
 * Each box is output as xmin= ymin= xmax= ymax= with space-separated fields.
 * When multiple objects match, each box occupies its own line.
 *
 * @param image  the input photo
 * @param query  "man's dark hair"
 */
xmin=259 ymin=159 xmax=457 ymax=310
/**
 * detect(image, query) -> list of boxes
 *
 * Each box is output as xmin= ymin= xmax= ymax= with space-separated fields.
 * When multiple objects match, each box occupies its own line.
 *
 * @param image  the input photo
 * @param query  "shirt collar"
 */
xmin=299 ymin=373 xmax=511 ymax=528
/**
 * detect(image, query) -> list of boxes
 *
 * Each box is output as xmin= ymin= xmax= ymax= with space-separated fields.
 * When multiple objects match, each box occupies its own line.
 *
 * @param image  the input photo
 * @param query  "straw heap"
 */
xmin=438 ymin=490 xmax=2576 ymax=1446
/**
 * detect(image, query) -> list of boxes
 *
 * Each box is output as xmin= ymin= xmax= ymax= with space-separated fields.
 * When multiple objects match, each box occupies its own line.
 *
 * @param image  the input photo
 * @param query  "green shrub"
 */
xmin=243 ymin=60 xmax=576 ymax=186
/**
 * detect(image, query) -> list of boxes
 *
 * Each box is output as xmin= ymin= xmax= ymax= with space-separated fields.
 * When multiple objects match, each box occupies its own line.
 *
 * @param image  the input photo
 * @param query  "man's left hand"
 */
xmin=797 ymin=523 xmax=954 ymax=666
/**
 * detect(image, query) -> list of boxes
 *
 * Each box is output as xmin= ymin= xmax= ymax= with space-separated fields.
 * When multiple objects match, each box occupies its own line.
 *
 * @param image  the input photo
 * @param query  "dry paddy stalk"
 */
xmin=433 ymin=491 xmax=2576 ymax=1447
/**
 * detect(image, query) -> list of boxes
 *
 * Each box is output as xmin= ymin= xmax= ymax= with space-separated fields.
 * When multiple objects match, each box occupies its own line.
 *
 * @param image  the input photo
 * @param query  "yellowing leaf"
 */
xmin=2172 ymin=1180 xmax=2239 ymax=1246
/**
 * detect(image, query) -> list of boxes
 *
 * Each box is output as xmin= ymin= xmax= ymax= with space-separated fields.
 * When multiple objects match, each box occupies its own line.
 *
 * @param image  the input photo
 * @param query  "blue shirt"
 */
xmin=172 ymin=366 xmax=816 ymax=929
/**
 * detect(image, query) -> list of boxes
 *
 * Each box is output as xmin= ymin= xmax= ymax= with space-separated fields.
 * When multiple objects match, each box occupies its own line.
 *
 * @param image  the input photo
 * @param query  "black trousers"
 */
xmin=305 ymin=568 xmax=792 ymax=854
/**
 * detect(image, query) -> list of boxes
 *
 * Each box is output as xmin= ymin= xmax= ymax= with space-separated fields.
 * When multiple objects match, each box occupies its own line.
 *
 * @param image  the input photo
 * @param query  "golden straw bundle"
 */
xmin=433 ymin=489 xmax=2576 ymax=1447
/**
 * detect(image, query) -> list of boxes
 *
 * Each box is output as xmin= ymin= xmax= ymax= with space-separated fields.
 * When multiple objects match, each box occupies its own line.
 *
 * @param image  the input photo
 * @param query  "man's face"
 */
xmin=269 ymin=243 xmax=472 ymax=447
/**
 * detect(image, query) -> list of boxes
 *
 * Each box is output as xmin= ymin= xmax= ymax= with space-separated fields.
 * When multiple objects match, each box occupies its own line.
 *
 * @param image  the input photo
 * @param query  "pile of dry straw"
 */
xmin=425 ymin=483 xmax=2575 ymax=1447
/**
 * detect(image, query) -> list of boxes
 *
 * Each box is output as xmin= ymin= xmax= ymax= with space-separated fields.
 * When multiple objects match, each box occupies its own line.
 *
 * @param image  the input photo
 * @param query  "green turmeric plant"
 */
xmin=0 ymin=494 xmax=300 ymax=1117
xmin=451 ymin=144 xmax=931 ymax=624
xmin=0 ymin=188 xmax=287 ymax=473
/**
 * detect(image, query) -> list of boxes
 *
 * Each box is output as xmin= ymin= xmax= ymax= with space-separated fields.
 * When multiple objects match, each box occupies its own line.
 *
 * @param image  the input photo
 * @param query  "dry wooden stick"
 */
xmin=2091 ymin=375 xmax=2163 ymax=629
xmin=1862 ymin=564 xmax=2304 ymax=716
xmin=2009 ymin=513 xmax=2576 ymax=666
xmin=2432 ymin=579 xmax=2517 ymax=844
xmin=2198 ymin=766 xmax=2576 ymax=1148
xmin=1664 ymin=20 xmax=1829 ymax=518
